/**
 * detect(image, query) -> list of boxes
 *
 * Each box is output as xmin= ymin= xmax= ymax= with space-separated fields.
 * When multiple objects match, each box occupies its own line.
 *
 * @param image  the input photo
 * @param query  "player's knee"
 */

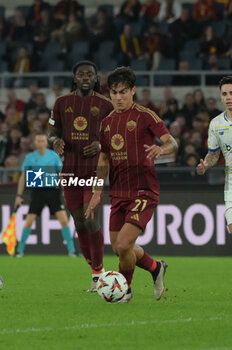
xmin=111 ymin=242 xmax=119 ymax=256
xmin=116 ymin=240 xmax=130 ymax=255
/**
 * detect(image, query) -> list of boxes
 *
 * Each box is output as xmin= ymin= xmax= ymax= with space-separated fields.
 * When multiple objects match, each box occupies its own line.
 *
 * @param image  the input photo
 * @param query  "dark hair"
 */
xmin=107 ymin=67 xmax=136 ymax=89
xmin=34 ymin=131 xmax=47 ymax=137
xmin=219 ymin=76 xmax=232 ymax=90
xmin=71 ymin=60 xmax=100 ymax=92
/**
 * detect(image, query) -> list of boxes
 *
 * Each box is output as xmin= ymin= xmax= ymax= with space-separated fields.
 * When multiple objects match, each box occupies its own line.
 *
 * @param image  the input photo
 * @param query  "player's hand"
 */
xmin=144 ymin=144 xmax=163 ymax=160
xmin=53 ymin=138 xmax=65 ymax=155
xmin=14 ymin=196 xmax=23 ymax=211
xmin=196 ymin=158 xmax=207 ymax=175
xmin=83 ymin=141 xmax=99 ymax=158
xmin=85 ymin=193 xmax=102 ymax=219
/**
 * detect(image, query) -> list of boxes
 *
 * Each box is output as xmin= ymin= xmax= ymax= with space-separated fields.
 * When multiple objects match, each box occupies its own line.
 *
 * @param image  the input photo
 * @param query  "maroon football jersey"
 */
xmin=100 ymin=103 xmax=170 ymax=199
xmin=49 ymin=91 xmax=113 ymax=177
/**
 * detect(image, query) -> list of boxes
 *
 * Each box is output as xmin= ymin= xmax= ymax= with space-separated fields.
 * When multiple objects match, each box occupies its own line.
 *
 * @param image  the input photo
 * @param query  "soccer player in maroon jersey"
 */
xmin=48 ymin=61 xmax=113 ymax=291
xmin=86 ymin=67 xmax=177 ymax=303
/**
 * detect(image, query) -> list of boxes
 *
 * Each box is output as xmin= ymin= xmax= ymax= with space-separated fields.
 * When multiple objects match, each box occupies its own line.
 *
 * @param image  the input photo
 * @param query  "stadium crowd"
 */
xmin=0 ymin=0 xmax=229 ymax=180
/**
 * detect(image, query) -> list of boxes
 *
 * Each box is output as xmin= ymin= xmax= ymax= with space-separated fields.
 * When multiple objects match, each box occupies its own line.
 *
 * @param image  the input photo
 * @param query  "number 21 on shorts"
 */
xmin=131 ymin=199 xmax=147 ymax=212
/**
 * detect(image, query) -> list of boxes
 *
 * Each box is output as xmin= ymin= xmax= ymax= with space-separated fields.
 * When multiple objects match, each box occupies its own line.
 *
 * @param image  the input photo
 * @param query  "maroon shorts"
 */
xmin=109 ymin=194 xmax=159 ymax=232
xmin=63 ymin=177 xmax=95 ymax=210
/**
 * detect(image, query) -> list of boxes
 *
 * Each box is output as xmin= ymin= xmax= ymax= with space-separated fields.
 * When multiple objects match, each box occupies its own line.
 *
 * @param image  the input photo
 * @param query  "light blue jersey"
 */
xmin=22 ymin=149 xmax=62 ymax=188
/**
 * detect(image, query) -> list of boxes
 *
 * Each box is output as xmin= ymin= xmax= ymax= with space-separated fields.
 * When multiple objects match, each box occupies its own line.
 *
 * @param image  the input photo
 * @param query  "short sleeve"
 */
xmin=21 ymin=154 xmax=30 ymax=172
xmin=145 ymin=112 xmax=170 ymax=139
xmin=99 ymin=121 xmax=108 ymax=154
xmin=208 ymin=121 xmax=220 ymax=151
xmin=49 ymin=97 xmax=61 ymax=128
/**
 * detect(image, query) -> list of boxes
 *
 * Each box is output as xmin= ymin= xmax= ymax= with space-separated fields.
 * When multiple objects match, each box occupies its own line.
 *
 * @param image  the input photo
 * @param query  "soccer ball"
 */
xmin=0 ymin=276 xmax=3 ymax=290
xmin=96 ymin=271 xmax=128 ymax=303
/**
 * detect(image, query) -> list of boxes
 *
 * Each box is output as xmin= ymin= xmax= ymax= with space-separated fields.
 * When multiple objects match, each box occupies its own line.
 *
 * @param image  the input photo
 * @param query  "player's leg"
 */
xmin=55 ymin=210 xmax=75 ymax=256
xmin=17 ymin=213 xmax=37 ymax=256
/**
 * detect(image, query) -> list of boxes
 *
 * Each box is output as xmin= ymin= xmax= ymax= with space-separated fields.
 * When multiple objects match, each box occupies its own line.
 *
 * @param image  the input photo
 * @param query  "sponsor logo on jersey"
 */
xmin=104 ymin=125 xmax=110 ymax=132
xmin=223 ymin=144 xmax=232 ymax=152
xmin=65 ymin=106 xmax=73 ymax=113
xmin=73 ymin=116 xmax=88 ymax=131
xmin=111 ymin=134 xmax=124 ymax=151
xmin=91 ymin=106 xmax=100 ymax=116
xmin=130 ymin=214 xmax=139 ymax=221
xmin=127 ymin=120 xmax=136 ymax=131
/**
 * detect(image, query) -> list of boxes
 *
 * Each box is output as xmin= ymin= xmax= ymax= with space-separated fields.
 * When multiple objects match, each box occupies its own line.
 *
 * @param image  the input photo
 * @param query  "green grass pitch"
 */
xmin=0 ymin=256 xmax=232 ymax=350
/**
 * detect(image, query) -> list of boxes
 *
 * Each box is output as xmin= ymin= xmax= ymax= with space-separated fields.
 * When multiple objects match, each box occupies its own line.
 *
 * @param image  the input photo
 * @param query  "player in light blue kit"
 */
xmin=197 ymin=76 xmax=232 ymax=233
xmin=14 ymin=131 xmax=76 ymax=257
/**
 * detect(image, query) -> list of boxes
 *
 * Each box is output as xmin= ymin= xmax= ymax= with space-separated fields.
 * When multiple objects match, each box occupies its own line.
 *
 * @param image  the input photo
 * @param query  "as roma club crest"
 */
xmin=111 ymin=134 xmax=124 ymax=150
xmin=127 ymin=120 xmax=136 ymax=132
xmin=91 ymin=106 xmax=100 ymax=116
xmin=73 ymin=116 xmax=88 ymax=131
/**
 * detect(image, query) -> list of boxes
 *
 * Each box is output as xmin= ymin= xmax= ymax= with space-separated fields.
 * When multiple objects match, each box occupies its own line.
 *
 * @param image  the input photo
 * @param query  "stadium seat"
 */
xmin=99 ymin=4 xmax=114 ymax=17
xmin=219 ymin=58 xmax=231 ymax=70
xmin=188 ymin=58 xmax=202 ymax=70
xmin=158 ymin=22 xmax=169 ymax=35
xmin=0 ymin=6 xmax=5 ymax=18
xmin=183 ymin=40 xmax=200 ymax=54
xmin=212 ymin=21 xmax=226 ymax=38
xmin=43 ymin=41 xmax=62 ymax=58
xmin=98 ymin=41 xmax=114 ymax=55
xmin=0 ymin=61 xmax=8 ymax=72
xmin=0 ymin=42 xmax=6 ymax=58
xmin=131 ymin=59 xmax=148 ymax=71
xmin=98 ymin=58 xmax=117 ymax=71
xmin=131 ymin=22 xmax=143 ymax=36
xmin=155 ymin=58 xmax=176 ymax=86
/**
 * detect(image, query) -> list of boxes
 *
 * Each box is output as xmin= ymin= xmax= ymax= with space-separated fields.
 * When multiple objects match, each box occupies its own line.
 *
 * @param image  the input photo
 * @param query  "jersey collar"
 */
xmin=224 ymin=111 xmax=232 ymax=126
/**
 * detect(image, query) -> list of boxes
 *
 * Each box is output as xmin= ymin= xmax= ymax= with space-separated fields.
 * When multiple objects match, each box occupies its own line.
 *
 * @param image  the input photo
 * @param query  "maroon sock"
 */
xmin=77 ymin=230 xmax=91 ymax=263
xmin=136 ymin=251 xmax=157 ymax=272
xmin=119 ymin=265 xmax=135 ymax=288
xmin=88 ymin=229 xmax=104 ymax=271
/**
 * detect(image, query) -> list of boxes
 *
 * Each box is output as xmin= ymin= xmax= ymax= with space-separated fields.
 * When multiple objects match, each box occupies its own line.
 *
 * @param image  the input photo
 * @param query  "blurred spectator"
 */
xmin=0 ymin=13 xmax=8 ymax=40
xmin=225 ymin=0 xmax=232 ymax=18
xmin=31 ymin=118 xmax=43 ymax=132
xmin=38 ymin=109 xmax=50 ymax=131
xmin=6 ymin=9 xmax=31 ymax=43
xmin=139 ymin=89 xmax=159 ymax=113
xmin=140 ymin=0 xmax=160 ymax=22
xmin=46 ymin=83 xmax=63 ymax=109
xmin=28 ymin=0 xmax=51 ymax=27
xmin=90 ymin=7 xmax=112 ymax=42
xmin=5 ymin=107 xmax=22 ymax=128
xmin=54 ymin=0 xmax=84 ymax=25
xmin=205 ymin=97 xmax=222 ymax=118
xmin=169 ymin=120 xmax=182 ymax=138
xmin=193 ymin=88 xmax=206 ymax=111
xmin=12 ymin=46 xmax=31 ymax=88
xmin=199 ymin=25 xmax=225 ymax=62
xmin=21 ymin=110 xmax=37 ymax=136
xmin=18 ymin=137 xmax=31 ymax=167
xmin=142 ymin=23 xmax=166 ymax=70
xmin=114 ymin=24 xmax=141 ymax=65
xmin=172 ymin=61 xmax=198 ymax=86
xmin=5 ymin=89 xmax=25 ymax=114
xmin=190 ymin=130 xmax=207 ymax=157
xmin=159 ymin=86 xmax=174 ymax=115
xmin=169 ymin=8 xmax=198 ymax=53
xmin=119 ymin=0 xmax=141 ymax=22
xmin=4 ymin=126 xmax=22 ymax=159
xmin=191 ymin=111 xmax=209 ymax=142
xmin=100 ymin=72 xmax=110 ymax=97
xmin=4 ymin=154 xmax=20 ymax=182
xmin=183 ymin=153 xmax=200 ymax=167
xmin=158 ymin=0 xmax=181 ymax=23
xmin=181 ymin=93 xmax=198 ymax=128
xmin=33 ymin=10 xmax=56 ymax=54
xmin=193 ymin=0 xmax=217 ymax=23
xmin=52 ymin=13 xmax=85 ymax=51
xmin=0 ymin=123 xmax=9 ymax=165
xmin=161 ymin=98 xmax=179 ymax=126
xmin=205 ymin=53 xmax=223 ymax=85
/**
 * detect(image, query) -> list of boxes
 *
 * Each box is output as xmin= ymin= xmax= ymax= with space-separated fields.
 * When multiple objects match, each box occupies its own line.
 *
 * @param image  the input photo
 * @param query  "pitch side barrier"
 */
xmin=0 ymin=180 xmax=231 ymax=256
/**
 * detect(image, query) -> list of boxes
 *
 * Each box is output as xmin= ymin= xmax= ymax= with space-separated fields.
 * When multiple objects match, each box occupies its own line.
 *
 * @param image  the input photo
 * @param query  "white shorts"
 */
xmin=225 ymin=201 xmax=232 ymax=225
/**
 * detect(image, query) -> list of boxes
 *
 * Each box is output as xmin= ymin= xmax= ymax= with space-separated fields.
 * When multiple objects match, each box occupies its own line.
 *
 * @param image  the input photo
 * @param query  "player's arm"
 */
xmin=14 ymin=172 xmax=25 ymax=209
xmin=144 ymin=134 xmax=178 ymax=160
xmin=48 ymin=125 xmax=65 ymax=155
xmin=85 ymin=152 xmax=109 ymax=219
xmin=196 ymin=150 xmax=220 ymax=175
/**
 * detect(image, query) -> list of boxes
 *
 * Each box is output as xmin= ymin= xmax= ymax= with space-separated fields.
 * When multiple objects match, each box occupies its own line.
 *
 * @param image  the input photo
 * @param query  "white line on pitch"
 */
xmin=0 ymin=317 xmax=227 ymax=335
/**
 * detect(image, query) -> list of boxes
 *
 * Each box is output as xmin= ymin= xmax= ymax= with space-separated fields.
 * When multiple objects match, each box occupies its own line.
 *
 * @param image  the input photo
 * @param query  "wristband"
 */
xmin=16 ymin=194 xmax=23 ymax=198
